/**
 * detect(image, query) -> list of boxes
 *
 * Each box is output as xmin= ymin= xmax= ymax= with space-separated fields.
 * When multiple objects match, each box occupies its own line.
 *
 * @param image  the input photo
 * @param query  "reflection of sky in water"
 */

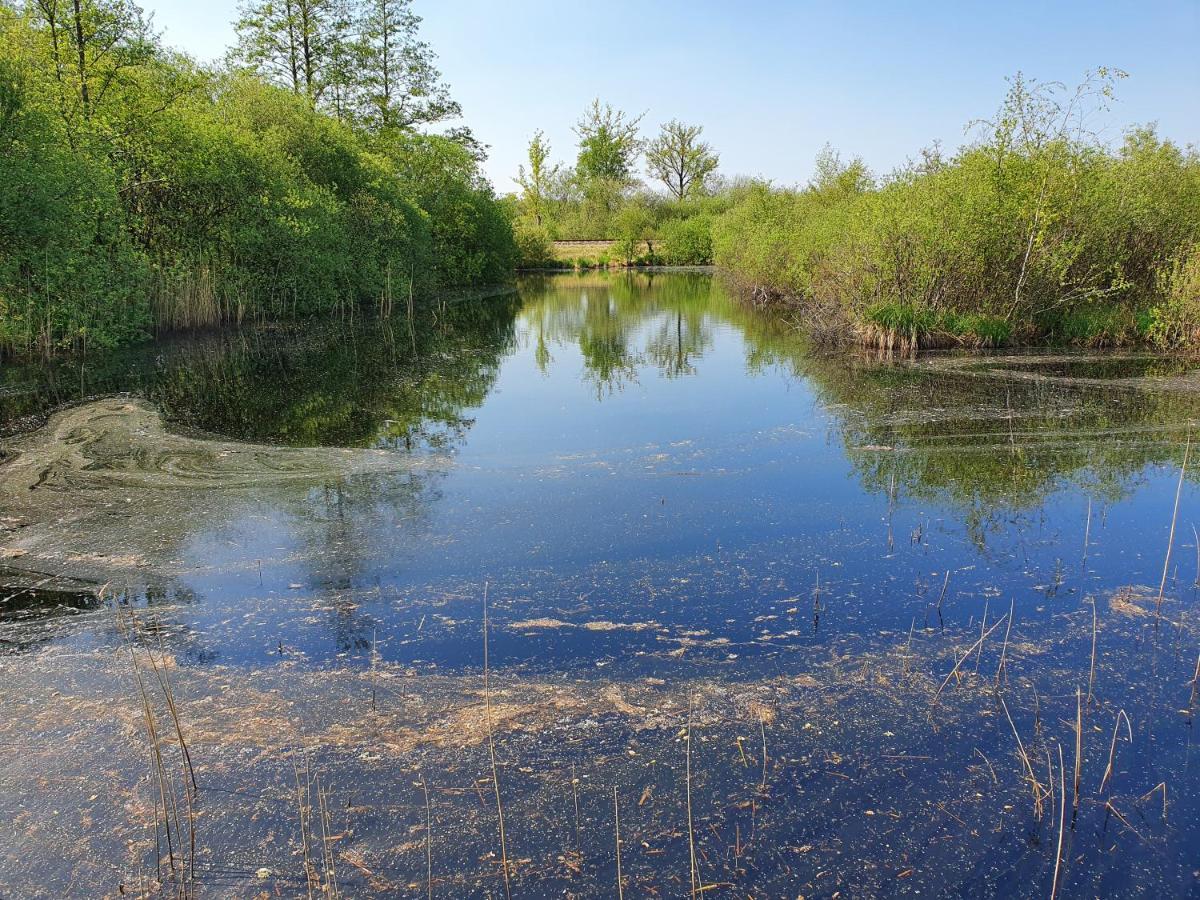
xmin=6 ymin=274 xmax=1200 ymax=898
xmin=8 ymin=273 xmax=1186 ymax=675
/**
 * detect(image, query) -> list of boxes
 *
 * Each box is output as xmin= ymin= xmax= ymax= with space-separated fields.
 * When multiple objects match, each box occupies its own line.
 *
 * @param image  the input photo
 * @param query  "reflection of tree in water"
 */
xmin=518 ymin=271 xmax=719 ymax=395
xmin=521 ymin=272 xmax=1200 ymax=530
xmin=288 ymin=472 xmax=442 ymax=655
xmin=3 ymin=293 xmax=523 ymax=451
xmin=3 ymin=294 xmax=523 ymax=658
xmin=735 ymin=319 xmax=1200 ymax=536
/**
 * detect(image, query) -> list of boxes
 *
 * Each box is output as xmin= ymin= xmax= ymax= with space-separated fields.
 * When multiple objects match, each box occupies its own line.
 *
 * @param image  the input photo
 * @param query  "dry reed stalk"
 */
xmin=934 ymin=614 xmax=1009 ymax=702
xmin=973 ymin=747 xmax=998 ymax=784
xmin=1087 ymin=601 xmax=1098 ymax=704
xmin=995 ymin=599 xmax=1015 ymax=685
xmin=1082 ymin=498 xmax=1092 ymax=569
xmin=1156 ymin=434 xmax=1191 ymax=616
xmin=1073 ymin=688 xmax=1082 ymax=814
xmin=1000 ymin=695 xmax=1044 ymax=820
xmin=291 ymin=752 xmax=316 ymax=900
xmin=117 ymin=607 xmax=184 ymax=881
xmin=1194 ymin=524 xmax=1200 ymax=585
xmin=903 ymin=618 xmax=915 ymax=675
xmin=482 ymin=583 xmax=512 ymax=900
xmin=1098 ymin=709 xmax=1131 ymax=795
xmin=151 ymin=629 xmax=198 ymax=795
xmin=936 ymin=570 xmax=950 ymax=613
xmin=370 ymin=628 xmax=378 ymax=713
xmin=686 ymin=696 xmax=699 ymax=899
xmin=973 ymin=601 xmax=989 ymax=674
xmin=1190 ymin=651 xmax=1200 ymax=705
xmin=145 ymin=631 xmax=198 ymax=886
xmin=570 ymin=763 xmax=582 ymax=861
xmin=1139 ymin=782 xmax=1168 ymax=823
xmin=613 ymin=785 xmax=624 ymax=900
xmin=1050 ymin=743 xmax=1066 ymax=900
xmin=419 ymin=773 xmax=432 ymax=900
xmin=316 ymin=776 xmax=340 ymax=900
xmin=1044 ymin=746 xmax=1055 ymax=815
xmin=759 ymin=715 xmax=769 ymax=794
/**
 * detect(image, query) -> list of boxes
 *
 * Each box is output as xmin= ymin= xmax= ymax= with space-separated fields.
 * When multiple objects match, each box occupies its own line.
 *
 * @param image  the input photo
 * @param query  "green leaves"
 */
xmin=0 ymin=3 xmax=515 ymax=356
xmin=645 ymin=120 xmax=719 ymax=202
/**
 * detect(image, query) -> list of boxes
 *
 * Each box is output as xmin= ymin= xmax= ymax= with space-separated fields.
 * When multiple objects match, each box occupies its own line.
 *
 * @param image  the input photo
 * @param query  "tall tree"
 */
xmin=355 ymin=0 xmax=460 ymax=129
xmin=233 ymin=0 xmax=337 ymax=104
xmin=645 ymin=119 xmax=718 ymax=201
xmin=514 ymin=130 xmax=559 ymax=226
xmin=573 ymin=99 xmax=643 ymax=183
xmin=29 ymin=0 xmax=156 ymax=126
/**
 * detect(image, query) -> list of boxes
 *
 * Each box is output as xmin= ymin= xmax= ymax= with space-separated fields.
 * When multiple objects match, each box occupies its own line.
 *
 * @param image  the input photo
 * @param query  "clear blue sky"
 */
xmin=144 ymin=0 xmax=1199 ymax=192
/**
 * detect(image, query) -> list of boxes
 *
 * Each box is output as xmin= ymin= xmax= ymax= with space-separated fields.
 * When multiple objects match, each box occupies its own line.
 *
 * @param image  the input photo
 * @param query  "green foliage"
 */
xmin=1143 ymin=243 xmax=1200 ymax=346
xmin=232 ymin=0 xmax=460 ymax=129
xmin=513 ymin=220 xmax=553 ymax=269
xmin=573 ymin=99 xmax=643 ymax=183
xmin=611 ymin=198 xmax=657 ymax=265
xmin=514 ymin=130 xmax=559 ymax=228
xmin=713 ymin=73 xmax=1200 ymax=349
xmin=645 ymin=120 xmax=719 ymax=201
xmin=0 ymin=0 xmax=514 ymax=356
xmin=659 ymin=215 xmax=713 ymax=265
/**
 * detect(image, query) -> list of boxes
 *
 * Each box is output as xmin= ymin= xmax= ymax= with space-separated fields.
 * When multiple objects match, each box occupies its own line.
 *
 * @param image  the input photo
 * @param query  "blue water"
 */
xmin=3 ymin=271 xmax=1200 ymax=897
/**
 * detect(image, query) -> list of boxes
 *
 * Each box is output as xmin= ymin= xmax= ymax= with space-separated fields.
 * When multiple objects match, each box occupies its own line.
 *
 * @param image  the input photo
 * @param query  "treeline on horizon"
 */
xmin=513 ymin=70 xmax=1200 ymax=349
xmin=0 ymin=0 xmax=516 ymax=358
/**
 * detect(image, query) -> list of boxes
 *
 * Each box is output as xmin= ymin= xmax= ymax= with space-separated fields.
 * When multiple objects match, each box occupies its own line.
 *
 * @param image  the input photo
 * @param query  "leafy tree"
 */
xmin=612 ymin=195 xmax=658 ymax=264
xmin=514 ymin=129 xmax=559 ymax=227
xmin=810 ymin=143 xmax=872 ymax=196
xmin=354 ymin=0 xmax=460 ymax=129
xmin=645 ymin=119 xmax=718 ymax=201
xmin=232 ymin=0 xmax=341 ymax=104
xmin=659 ymin=214 xmax=713 ymax=265
xmin=573 ymin=98 xmax=643 ymax=183
xmin=0 ymin=1 xmax=516 ymax=357
xmin=27 ymin=0 xmax=157 ymax=127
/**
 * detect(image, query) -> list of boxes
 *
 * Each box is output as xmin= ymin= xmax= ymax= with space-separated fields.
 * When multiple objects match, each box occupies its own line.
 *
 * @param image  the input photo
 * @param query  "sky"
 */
xmin=143 ymin=0 xmax=1199 ymax=192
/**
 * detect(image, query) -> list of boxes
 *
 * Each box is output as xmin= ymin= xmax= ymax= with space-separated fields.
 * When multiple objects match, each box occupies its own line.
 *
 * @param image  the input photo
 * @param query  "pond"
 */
xmin=1 ymin=271 xmax=1199 ymax=897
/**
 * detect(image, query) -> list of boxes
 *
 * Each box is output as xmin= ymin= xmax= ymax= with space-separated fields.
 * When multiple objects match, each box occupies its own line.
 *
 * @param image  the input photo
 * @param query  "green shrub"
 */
xmin=713 ymin=127 xmax=1200 ymax=348
xmin=0 ymin=9 xmax=516 ymax=356
xmin=513 ymin=220 xmax=554 ymax=269
xmin=659 ymin=215 xmax=713 ymax=265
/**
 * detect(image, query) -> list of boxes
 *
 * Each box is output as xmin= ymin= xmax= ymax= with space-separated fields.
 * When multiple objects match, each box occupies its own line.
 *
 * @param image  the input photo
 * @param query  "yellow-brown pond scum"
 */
xmin=2 ymin=272 xmax=1200 ymax=897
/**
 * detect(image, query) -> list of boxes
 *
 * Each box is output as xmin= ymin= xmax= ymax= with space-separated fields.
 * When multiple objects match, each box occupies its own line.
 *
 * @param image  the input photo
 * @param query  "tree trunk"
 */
xmin=71 ymin=0 xmax=89 ymax=118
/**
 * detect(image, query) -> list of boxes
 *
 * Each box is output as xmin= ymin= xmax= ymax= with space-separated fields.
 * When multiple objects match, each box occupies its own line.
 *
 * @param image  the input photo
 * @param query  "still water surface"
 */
xmin=2 ymin=272 xmax=1199 ymax=897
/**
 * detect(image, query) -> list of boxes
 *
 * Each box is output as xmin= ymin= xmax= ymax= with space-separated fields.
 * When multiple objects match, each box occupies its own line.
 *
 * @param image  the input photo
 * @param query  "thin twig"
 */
xmin=1050 ymin=743 xmax=1066 ymax=900
xmin=483 ymin=583 xmax=512 ymax=900
xmin=613 ymin=785 xmax=624 ymax=900
xmin=1156 ymin=434 xmax=1191 ymax=616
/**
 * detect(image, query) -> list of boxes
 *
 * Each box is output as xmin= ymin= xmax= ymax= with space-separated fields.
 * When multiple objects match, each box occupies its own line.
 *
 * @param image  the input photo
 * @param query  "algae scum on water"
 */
xmin=2 ymin=273 xmax=1200 ymax=897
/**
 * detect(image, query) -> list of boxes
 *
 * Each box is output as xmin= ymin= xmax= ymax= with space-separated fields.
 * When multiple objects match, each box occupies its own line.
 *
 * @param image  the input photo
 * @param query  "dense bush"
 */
xmin=512 ymin=220 xmax=554 ymax=268
xmin=713 ymin=75 xmax=1200 ymax=350
xmin=0 ymin=1 xmax=515 ymax=357
xmin=659 ymin=214 xmax=713 ymax=265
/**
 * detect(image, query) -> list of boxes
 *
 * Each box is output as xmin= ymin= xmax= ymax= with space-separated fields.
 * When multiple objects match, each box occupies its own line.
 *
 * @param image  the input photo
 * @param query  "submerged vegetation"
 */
xmin=0 ymin=0 xmax=515 ymax=357
xmin=4 ymin=273 xmax=1200 ymax=894
xmin=713 ymin=70 xmax=1200 ymax=350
